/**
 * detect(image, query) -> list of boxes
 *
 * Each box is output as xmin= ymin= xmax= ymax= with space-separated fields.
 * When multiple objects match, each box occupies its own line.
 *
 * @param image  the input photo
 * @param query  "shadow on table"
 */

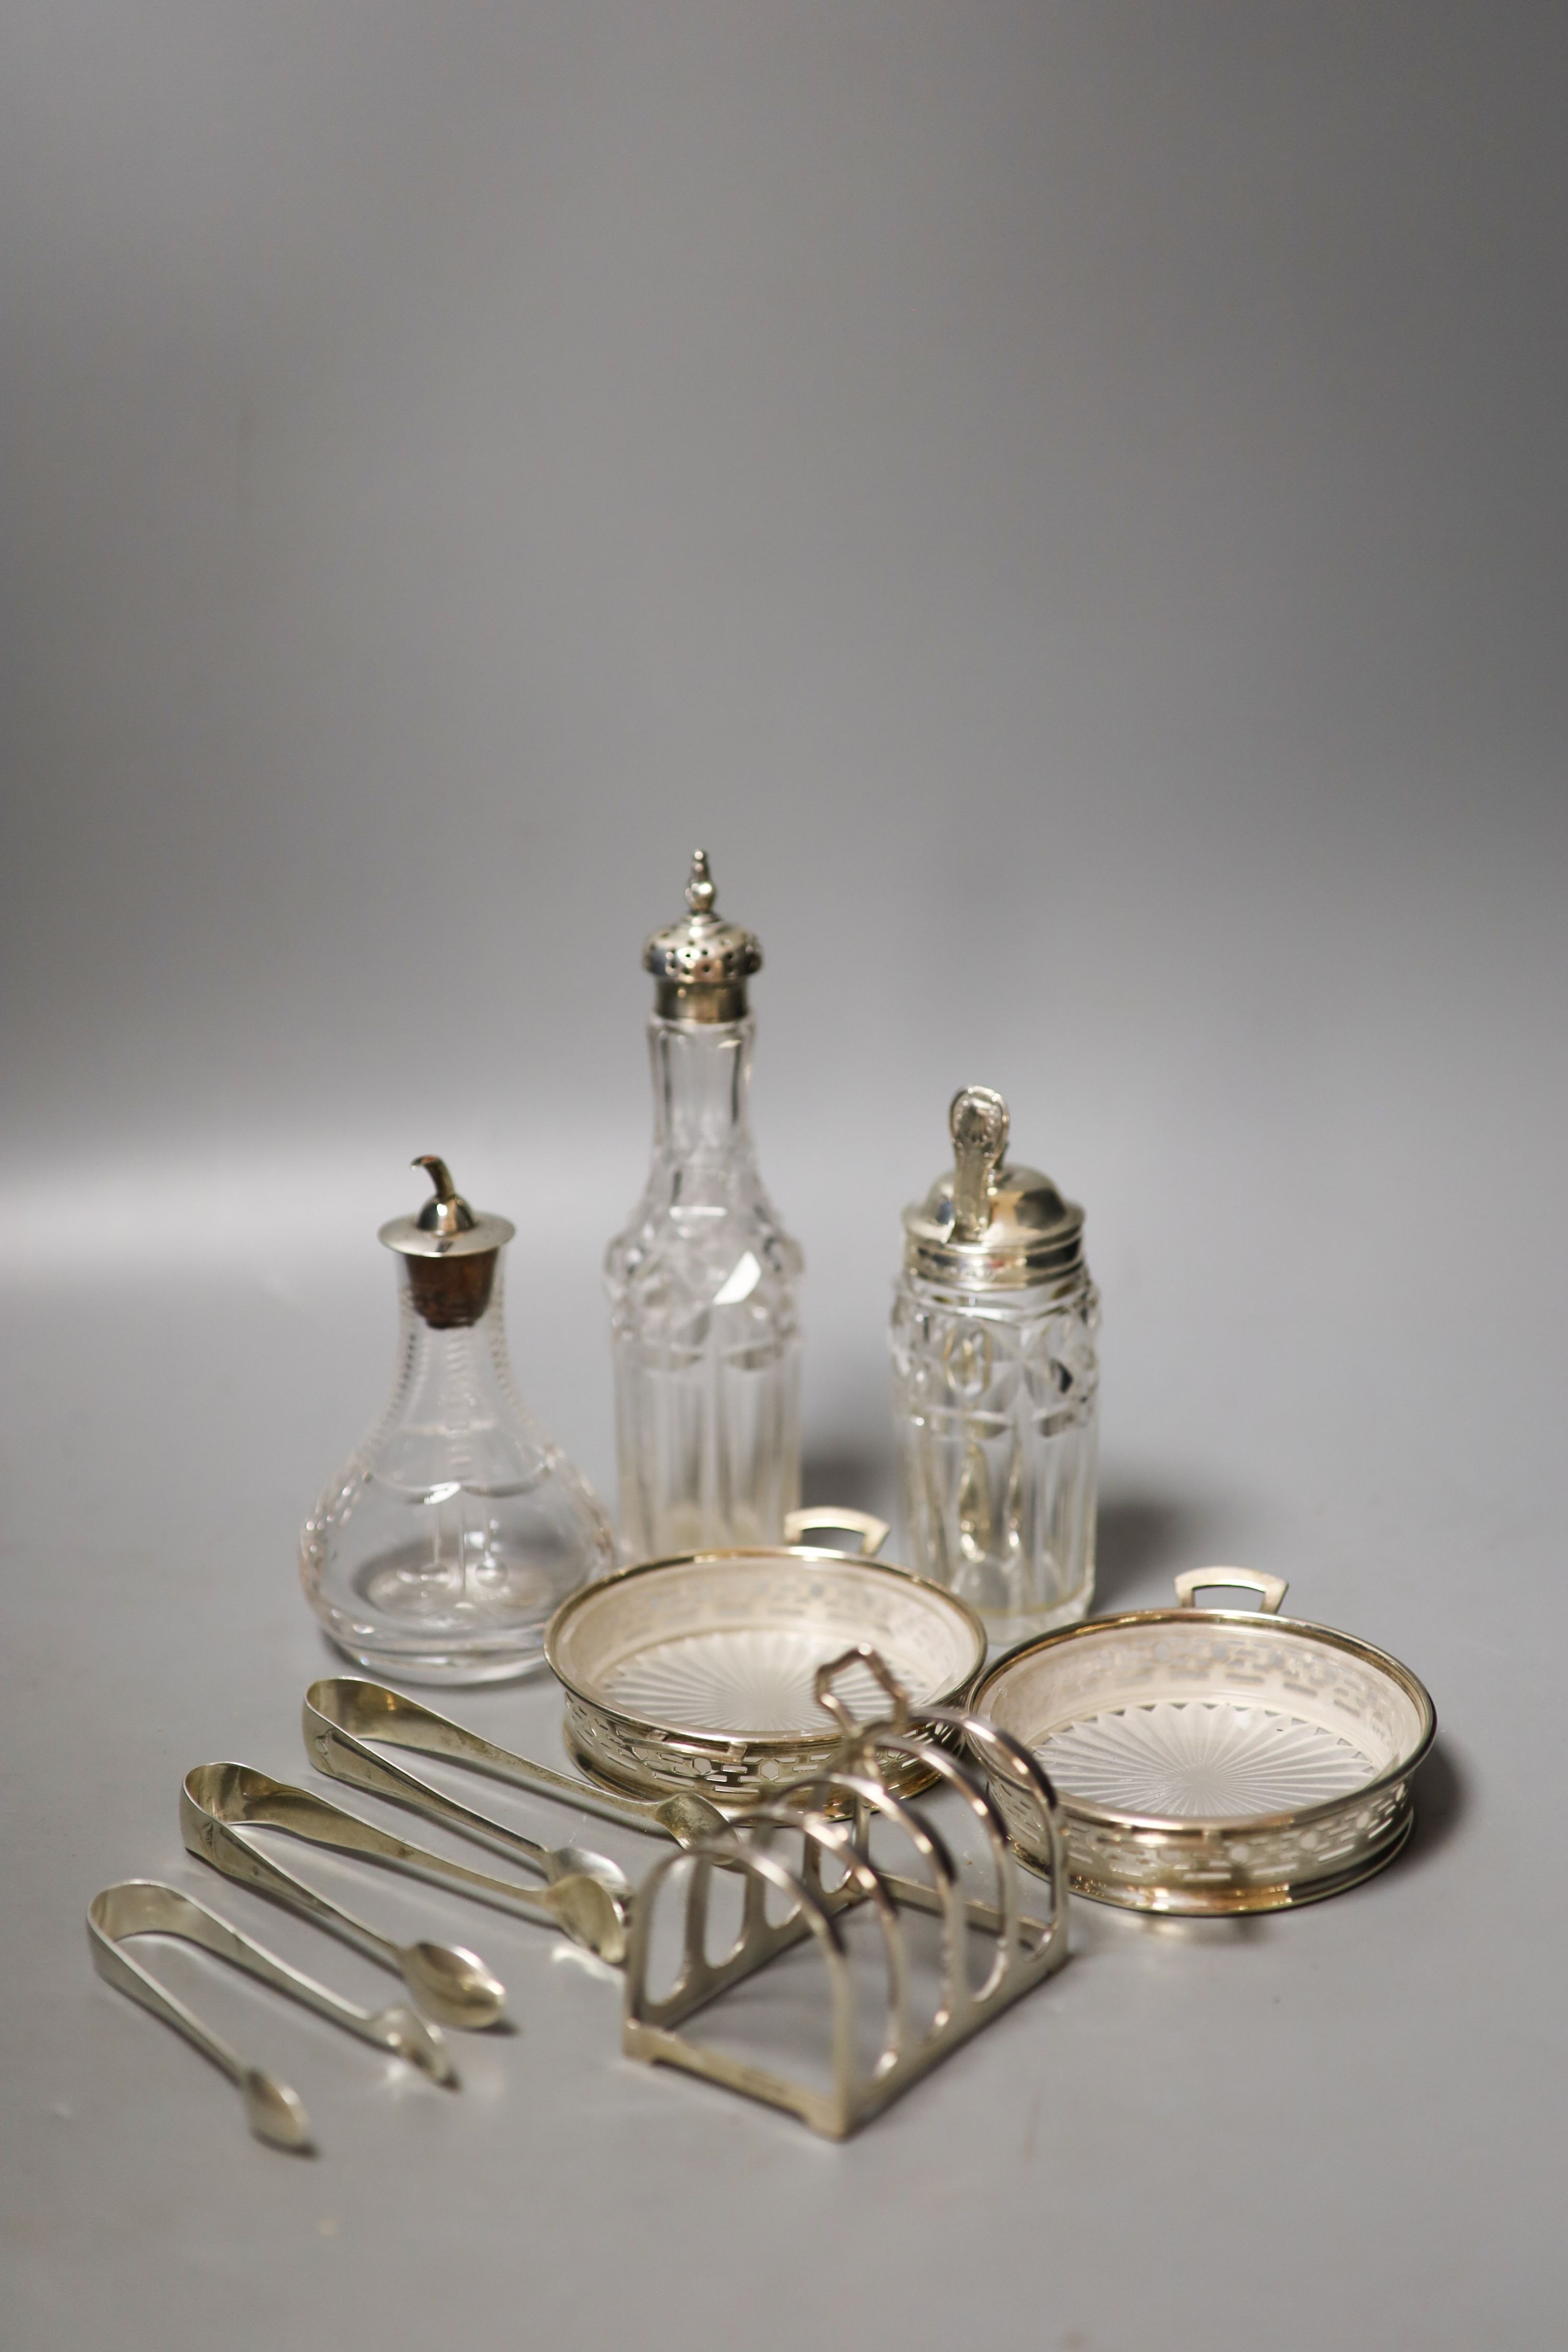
xmin=1093 ymin=1490 xmax=1219 ymax=1612
xmin=1397 ymin=1736 xmax=1469 ymax=1874
xmin=800 ymin=1462 xmax=1231 ymax=1606
xmin=801 ymin=1442 xmax=896 ymax=1539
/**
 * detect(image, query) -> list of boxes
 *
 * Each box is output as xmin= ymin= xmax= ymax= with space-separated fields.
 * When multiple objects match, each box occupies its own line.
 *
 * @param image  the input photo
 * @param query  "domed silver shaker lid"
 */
xmin=901 ymin=1086 xmax=1087 ymax=1294
xmin=642 ymin=850 xmax=762 ymax=1022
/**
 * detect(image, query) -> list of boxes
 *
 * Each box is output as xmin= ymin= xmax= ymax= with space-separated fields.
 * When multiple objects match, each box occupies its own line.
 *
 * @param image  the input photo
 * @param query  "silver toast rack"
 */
xmin=622 ymin=1646 xmax=1070 ymax=2138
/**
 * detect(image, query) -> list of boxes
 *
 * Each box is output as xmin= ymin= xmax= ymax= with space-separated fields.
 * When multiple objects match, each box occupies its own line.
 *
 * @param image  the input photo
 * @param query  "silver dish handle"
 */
xmin=783 ymin=1506 xmax=890 ymax=1558
xmin=1172 ymin=1565 xmax=1288 ymax=1614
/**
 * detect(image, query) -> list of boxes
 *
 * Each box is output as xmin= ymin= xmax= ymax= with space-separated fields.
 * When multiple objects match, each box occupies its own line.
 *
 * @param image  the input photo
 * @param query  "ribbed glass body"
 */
xmin=300 ymin=1256 xmax=614 ymax=1684
xmin=606 ymin=1012 xmax=802 ymax=1558
xmin=891 ymin=1268 xmax=1099 ymax=1645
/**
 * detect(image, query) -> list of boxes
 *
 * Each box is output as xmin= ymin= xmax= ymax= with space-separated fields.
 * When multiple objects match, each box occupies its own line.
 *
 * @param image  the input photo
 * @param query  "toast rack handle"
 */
xmin=814 ymin=1645 xmax=911 ymax=1738
xmin=784 ymin=1507 xmax=891 ymax=1558
xmin=1174 ymin=1565 xmax=1288 ymax=1615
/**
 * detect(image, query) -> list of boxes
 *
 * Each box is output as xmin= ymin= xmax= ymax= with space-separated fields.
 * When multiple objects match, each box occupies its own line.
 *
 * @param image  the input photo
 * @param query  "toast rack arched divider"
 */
xmin=622 ymin=1645 xmax=1070 ymax=2138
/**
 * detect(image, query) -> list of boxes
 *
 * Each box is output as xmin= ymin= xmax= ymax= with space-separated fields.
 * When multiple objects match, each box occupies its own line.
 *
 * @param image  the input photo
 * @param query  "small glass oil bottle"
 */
xmin=301 ymin=1156 xmax=614 ymax=1682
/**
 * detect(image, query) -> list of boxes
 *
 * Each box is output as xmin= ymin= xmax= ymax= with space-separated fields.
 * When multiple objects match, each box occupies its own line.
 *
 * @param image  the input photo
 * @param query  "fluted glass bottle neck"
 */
xmin=647 ymin=1013 xmax=756 ymax=1163
xmin=382 ymin=1261 xmax=523 ymax=1440
xmin=609 ymin=1010 xmax=802 ymax=1558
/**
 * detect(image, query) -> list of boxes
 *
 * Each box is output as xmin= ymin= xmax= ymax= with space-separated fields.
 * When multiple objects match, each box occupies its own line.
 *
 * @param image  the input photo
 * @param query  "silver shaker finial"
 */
xmin=412 ymin=1154 xmax=476 ymax=1237
xmin=684 ymin=849 xmax=717 ymax=916
xmin=948 ymin=1086 xmax=1010 ymax=1243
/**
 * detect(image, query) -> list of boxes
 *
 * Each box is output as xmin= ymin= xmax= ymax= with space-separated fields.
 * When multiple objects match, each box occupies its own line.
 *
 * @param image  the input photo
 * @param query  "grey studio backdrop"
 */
xmin=2 ymin=7 xmax=1565 ymax=2348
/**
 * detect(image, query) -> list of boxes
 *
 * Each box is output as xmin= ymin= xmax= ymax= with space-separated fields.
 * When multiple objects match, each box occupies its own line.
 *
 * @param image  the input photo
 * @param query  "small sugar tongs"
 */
xmin=183 ymin=1762 xmax=629 ymax=1997
xmin=87 ymin=1880 xmax=455 ymax=2153
xmin=304 ymin=1677 xmax=731 ymax=1854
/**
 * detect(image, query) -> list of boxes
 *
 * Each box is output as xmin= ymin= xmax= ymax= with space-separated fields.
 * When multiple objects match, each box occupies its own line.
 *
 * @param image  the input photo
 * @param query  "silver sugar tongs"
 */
xmin=183 ymin=1763 xmax=626 ymax=2003
xmin=304 ymin=1677 xmax=733 ymax=1851
xmin=87 ymin=1880 xmax=456 ymax=2153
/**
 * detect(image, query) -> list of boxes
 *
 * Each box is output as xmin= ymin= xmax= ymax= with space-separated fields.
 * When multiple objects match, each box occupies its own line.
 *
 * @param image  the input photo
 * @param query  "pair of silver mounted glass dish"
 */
xmin=548 ymin=1544 xmax=1434 ymax=1919
xmin=294 ymin=852 xmax=1435 ymax=1928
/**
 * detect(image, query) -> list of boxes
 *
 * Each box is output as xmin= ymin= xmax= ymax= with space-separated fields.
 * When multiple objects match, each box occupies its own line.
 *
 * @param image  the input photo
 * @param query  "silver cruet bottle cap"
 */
xmin=901 ymin=1086 xmax=1087 ymax=1295
xmin=378 ymin=1155 xmax=517 ymax=1328
xmin=642 ymin=850 xmax=762 ymax=1022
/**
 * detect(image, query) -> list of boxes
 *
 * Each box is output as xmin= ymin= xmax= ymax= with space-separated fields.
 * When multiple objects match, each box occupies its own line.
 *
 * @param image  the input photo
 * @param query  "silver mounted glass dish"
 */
xmin=970 ymin=1569 xmax=1435 ymax=1914
xmin=543 ymin=1510 xmax=987 ymax=1806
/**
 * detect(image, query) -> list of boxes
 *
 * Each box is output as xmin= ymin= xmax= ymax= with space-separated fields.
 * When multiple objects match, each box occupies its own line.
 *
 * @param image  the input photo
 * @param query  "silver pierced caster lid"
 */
xmin=643 ymin=850 xmax=762 ymax=1022
xmin=378 ymin=1156 xmax=516 ymax=1329
xmin=902 ymin=1086 xmax=1087 ymax=1292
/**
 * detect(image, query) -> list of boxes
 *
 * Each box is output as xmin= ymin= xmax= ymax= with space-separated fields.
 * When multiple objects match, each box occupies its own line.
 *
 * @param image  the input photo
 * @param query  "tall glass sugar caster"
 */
xmin=891 ymin=1086 xmax=1099 ymax=1644
xmin=606 ymin=852 xmax=803 ymax=1557
xmin=300 ymin=1156 xmax=614 ymax=1684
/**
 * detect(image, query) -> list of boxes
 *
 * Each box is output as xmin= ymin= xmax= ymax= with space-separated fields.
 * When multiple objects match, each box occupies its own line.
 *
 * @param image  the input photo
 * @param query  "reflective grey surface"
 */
xmin=2 ymin=5 xmax=1566 ymax=2347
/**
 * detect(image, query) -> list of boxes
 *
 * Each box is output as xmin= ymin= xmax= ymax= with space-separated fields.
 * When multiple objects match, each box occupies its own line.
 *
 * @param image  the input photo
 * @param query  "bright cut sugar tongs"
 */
xmin=87 ymin=1880 xmax=456 ymax=2153
xmin=303 ymin=1676 xmax=732 ymax=1849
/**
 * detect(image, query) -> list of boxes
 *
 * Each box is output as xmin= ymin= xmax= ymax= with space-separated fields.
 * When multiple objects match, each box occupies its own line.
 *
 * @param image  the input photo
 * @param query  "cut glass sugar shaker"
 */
xmin=605 ymin=851 xmax=803 ymax=1558
xmin=300 ymin=1155 xmax=614 ymax=1685
xmin=891 ymin=1086 xmax=1099 ymax=1645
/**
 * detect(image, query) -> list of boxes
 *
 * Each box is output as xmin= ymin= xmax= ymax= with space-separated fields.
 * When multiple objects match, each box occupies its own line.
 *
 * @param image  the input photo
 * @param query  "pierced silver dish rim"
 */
xmin=971 ymin=1604 xmax=1437 ymax=1842
xmin=543 ymin=1543 xmax=989 ymax=1754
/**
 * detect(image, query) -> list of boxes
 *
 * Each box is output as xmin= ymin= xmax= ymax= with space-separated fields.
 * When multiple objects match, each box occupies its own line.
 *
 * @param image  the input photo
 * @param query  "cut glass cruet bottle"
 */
xmin=605 ymin=851 xmax=803 ymax=1557
xmin=891 ymin=1086 xmax=1099 ymax=1643
xmin=300 ymin=1155 xmax=614 ymax=1683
